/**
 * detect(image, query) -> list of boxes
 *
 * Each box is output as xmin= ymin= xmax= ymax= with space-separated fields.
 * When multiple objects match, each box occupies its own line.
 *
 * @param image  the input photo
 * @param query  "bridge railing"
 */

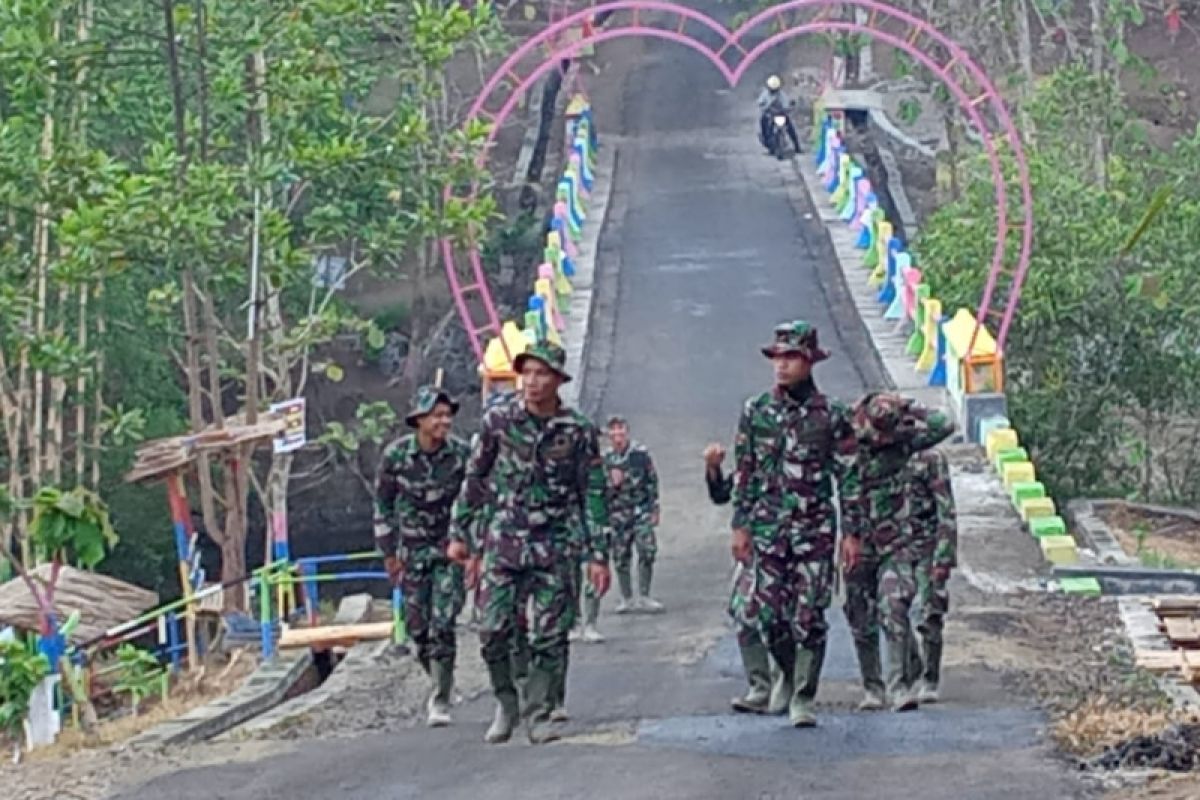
xmin=813 ymin=107 xmax=1077 ymax=570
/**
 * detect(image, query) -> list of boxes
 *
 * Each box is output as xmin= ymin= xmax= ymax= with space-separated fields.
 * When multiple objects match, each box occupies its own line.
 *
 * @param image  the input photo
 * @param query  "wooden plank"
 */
xmin=1164 ymin=618 xmax=1200 ymax=645
xmin=1135 ymin=650 xmax=1184 ymax=673
xmin=278 ymin=621 xmax=393 ymax=649
xmin=1182 ymin=651 xmax=1200 ymax=682
xmin=1153 ymin=596 xmax=1200 ymax=616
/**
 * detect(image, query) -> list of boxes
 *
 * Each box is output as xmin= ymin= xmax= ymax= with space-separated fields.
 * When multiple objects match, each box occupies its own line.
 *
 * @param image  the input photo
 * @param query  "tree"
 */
xmin=0 ymin=640 xmax=50 ymax=762
xmin=917 ymin=66 xmax=1200 ymax=504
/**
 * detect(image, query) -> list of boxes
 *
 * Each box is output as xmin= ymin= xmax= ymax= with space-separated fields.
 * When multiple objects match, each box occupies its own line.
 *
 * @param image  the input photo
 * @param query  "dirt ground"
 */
xmin=1102 ymin=503 xmax=1200 ymax=569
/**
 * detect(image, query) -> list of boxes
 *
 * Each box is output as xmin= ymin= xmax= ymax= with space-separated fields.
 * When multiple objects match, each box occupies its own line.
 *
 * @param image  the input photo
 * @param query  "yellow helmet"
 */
xmin=766 ymin=75 xmax=781 ymax=91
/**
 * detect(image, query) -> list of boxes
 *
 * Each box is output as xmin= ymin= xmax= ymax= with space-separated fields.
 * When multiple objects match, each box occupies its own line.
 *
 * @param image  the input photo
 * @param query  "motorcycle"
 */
xmin=759 ymin=102 xmax=795 ymax=160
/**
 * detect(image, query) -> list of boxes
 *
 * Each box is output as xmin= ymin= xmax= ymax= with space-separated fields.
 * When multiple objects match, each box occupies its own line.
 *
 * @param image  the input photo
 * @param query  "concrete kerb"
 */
xmin=130 ymin=649 xmax=314 ymax=749
xmin=561 ymin=143 xmax=618 ymax=409
xmin=218 ymin=640 xmax=391 ymax=739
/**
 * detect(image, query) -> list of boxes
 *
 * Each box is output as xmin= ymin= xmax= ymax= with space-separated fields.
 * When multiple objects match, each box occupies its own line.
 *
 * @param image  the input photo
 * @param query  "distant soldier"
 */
xmin=448 ymin=342 xmax=612 ymax=745
xmin=374 ymin=385 xmax=470 ymax=727
xmin=731 ymin=320 xmax=857 ymax=728
xmin=704 ymin=443 xmax=789 ymax=716
xmin=605 ymin=415 xmax=663 ymax=614
xmin=840 ymin=393 xmax=955 ymax=712
xmin=908 ymin=447 xmax=958 ymax=702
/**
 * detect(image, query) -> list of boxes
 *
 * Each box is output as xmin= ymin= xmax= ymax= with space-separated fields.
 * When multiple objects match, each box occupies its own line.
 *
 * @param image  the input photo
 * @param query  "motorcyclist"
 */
xmin=756 ymin=75 xmax=802 ymax=155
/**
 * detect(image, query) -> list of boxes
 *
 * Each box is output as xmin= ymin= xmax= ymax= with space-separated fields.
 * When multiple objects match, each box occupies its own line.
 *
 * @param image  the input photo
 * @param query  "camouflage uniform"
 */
xmin=732 ymin=321 xmax=856 ymax=726
xmin=840 ymin=393 xmax=955 ymax=710
xmin=374 ymin=386 xmax=469 ymax=719
xmin=708 ymin=464 xmax=788 ymax=715
xmin=605 ymin=425 xmax=661 ymax=605
xmin=450 ymin=342 xmax=610 ymax=743
xmin=908 ymin=448 xmax=957 ymax=696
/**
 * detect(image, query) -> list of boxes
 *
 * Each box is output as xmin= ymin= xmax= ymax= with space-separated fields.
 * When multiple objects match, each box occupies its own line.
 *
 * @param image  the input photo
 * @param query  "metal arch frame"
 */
xmin=444 ymin=0 xmax=1034 ymax=362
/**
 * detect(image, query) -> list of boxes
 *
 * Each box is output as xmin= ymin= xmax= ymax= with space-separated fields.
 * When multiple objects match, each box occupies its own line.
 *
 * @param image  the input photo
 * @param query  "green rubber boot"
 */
xmin=427 ymin=659 xmax=454 ymax=727
xmin=484 ymin=658 xmax=520 ymax=744
xmin=853 ymin=637 xmax=886 ymax=711
xmin=731 ymin=638 xmax=772 ymax=714
xmin=523 ymin=662 xmax=563 ymax=745
xmin=790 ymin=641 xmax=826 ymax=728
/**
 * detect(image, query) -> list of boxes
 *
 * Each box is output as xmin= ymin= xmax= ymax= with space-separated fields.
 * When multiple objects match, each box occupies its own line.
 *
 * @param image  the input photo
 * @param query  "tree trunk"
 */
xmin=30 ymin=17 xmax=61 ymax=491
xmin=1088 ymin=0 xmax=1108 ymax=186
xmin=1013 ymin=0 xmax=1036 ymax=145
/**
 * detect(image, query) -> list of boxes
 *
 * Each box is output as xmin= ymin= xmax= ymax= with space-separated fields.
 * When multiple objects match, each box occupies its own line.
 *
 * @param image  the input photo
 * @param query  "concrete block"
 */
xmin=985 ymin=428 xmax=1019 ymax=460
xmin=1019 ymin=497 xmax=1057 ymax=522
xmin=995 ymin=446 xmax=1028 ymax=472
xmin=1010 ymin=481 xmax=1046 ymax=506
xmin=964 ymin=393 xmax=1010 ymax=444
xmin=1001 ymin=460 xmax=1036 ymax=489
xmin=1040 ymin=534 xmax=1078 ymax=565
xmin=977 ymin=415 xmax=1011 ymax=446
xmin=1059 ymin=576 xmax=1102 ymax=596
xmin=1030 ymin=515 xmax=1067 ymax=538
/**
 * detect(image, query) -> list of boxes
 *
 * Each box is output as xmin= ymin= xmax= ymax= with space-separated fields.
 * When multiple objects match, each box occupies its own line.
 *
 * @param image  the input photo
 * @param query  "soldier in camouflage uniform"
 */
xmin=448 ymin=341 xmax=612 ymax=745
xmin=605 ymin=415 xmax=663 ymax=615
xmin=908 ymin=446 xmax=958 ymax=702
xmin=840 ymin=392 xmax=955 ymax=712
xmin=374 ymin=385 xmax=470 ymax=727
xmin=732 ymin=321 xmax=857 ymax=728
xmin=704 ymin=443 xmax=789 ymax=716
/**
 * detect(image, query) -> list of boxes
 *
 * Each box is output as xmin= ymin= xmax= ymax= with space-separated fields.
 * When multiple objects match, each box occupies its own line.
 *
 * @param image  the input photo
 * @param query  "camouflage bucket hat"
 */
xmin=851 ymin=392 xmax=910 ymax=445
xmin=513 ymin=340 xmax=573 ymax=383
xmin=760 ymin=320 xmax=831 ymax=362
xmin=405 ymin=385 xmax=460 ymax=428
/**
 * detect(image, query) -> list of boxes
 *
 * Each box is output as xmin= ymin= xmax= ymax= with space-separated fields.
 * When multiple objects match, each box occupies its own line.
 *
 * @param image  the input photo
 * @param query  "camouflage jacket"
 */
xmin=605 ymin=442 xmax=659 ymax=523
xmin=373 ymin=433 xmax=470 ymax=558
xmin=840 ymin=407 xmax=955 ymax=561
xmin=449 ymin=395 xmax=611 ymax=563
xmin=732 ymin=383 xmax=856 ymax=557
xmin=908 ymin=449 xmax=957 ymax=569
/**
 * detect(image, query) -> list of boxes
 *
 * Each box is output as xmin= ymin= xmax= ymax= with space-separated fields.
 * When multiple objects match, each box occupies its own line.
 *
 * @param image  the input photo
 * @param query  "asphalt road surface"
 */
xmin=117 ymin=4 xmax=1088 ymax=798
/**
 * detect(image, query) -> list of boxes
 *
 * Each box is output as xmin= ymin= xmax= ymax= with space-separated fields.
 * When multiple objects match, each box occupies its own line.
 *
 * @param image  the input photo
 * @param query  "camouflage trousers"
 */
xmin=401 ymin=541 xmax=465 ymax=669
xmin=477 ymin=541 xmax=575 ymax=675
xmin=843 ymin=553 xmax=917 ymax=645
xmin=914 ymin=553 xmax=949 ymax=646
xmin=728 ymin=562 xmax=763 ymax=647
xmin=612 ymin=515 xmax=656 ymax=573
xmin=843 ymin=552 xmax=919 ymax=692
xmin=751 ymin=539 xmax=834 ymax=652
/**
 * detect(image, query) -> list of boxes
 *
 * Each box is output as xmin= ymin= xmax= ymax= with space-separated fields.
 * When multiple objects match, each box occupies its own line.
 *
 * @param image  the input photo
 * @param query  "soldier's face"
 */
xmin=521 ymin=360 xmax=562 ymax=404
xmin=417 ymin=402 xmax=454 ymax=443
xmin=772 ymin=353 xmax=812 ymax=386
xmin=608 ymin=423 xmax=629 ymax=451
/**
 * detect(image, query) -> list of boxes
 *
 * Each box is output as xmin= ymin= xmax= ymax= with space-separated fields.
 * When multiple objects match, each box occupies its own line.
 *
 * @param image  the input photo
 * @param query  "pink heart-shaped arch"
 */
xmin=443 ymin=0 xmax=1032 ymax=363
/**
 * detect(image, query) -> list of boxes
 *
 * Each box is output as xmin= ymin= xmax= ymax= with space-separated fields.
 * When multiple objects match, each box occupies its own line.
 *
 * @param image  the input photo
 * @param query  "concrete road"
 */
xmin=117 ymin=4 xmax=1089 ymax=798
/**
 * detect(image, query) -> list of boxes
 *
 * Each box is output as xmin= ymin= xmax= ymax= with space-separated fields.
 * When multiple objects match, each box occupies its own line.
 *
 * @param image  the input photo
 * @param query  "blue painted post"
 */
xmin=259 ymin=573 xmax=276 ymax=661
xmin=167 ymin=612 xmax=182 ymax=673
xmin=928 ymin=318 xmax=949 ymax=387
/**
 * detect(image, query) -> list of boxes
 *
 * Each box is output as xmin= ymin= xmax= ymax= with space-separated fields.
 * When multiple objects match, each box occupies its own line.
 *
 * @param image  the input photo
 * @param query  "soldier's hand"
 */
xmin=651 ymin=510 xmax=660 ymax=526
xmin=588 ymin=561 xmax=611 ymax=596
xmin=703 ymin=443 xmax=726 ymax=469
xmin=932 ymin=565 xmax=951 ymax=583
xmin=731 ymin=528 xmax=752 ymax=565
xmin=384 ymin=555 xmax=404 ymax=586
xmin=466 ymin=555 xmax=483 ymax=590
xmin=446 ymin=540 xmax=470 ymax=564
xmin=840 ymin=536 xmax=862 ymax=571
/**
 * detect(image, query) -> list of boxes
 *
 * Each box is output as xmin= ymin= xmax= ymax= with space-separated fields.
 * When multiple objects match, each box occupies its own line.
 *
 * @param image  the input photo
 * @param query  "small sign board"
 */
xmin=271 ymin=398 xmax=307 ymax=454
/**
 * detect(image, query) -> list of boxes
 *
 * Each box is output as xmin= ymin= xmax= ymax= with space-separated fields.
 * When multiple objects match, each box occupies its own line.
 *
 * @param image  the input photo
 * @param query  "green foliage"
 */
xmin=917 ymin=66 xmax=1200 ymax=504
xmin=29 ymin=486 xmax=119 ymax=569
xmin=0 ymin=640 xmax=49 ymax=741
xmin=113 ymin=644 xmax=164 ymax=714
xmin=0 ymin=0 xmax=504 ymax=594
